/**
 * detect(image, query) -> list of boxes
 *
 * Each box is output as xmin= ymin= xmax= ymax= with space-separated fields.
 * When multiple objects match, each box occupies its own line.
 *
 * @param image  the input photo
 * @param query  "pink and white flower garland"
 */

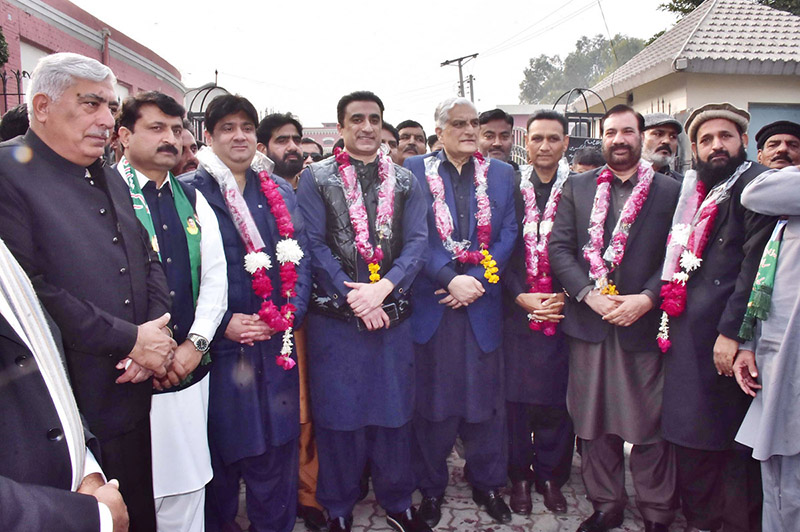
xmin=424 ymin=152 xmax=499 ymax=283
xmin=582 ymin=161 xmax=654 ymax=293
xmin=519 ymin=159 xmax=569 ymax=335
xmin=241 ymin=172 xmax=303 ymax=370
xmin=335 ymin=148 xmax=396 ymax=283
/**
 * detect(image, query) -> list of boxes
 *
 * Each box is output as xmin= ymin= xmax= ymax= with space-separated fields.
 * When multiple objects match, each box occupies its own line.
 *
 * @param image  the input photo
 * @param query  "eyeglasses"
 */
xmin=304 ymin=152 xmax=324 ymax=162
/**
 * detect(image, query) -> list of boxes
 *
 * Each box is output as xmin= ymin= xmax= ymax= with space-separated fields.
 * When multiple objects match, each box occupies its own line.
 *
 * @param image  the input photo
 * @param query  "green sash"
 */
xmin=739 ymin=219 xmax=787 ymax=341
xmin=120 ymin=157 xmax=202 ymax=307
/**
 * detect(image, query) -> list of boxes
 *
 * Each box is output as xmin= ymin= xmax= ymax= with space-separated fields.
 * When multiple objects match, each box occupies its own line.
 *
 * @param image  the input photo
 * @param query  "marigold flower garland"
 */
xmin=424 ymin=152 xmax=499 ymax=283
xmin=335 ymin=148 xmax=396 ymax=283
xmin=519 ymin=160 xmax=569 ymax=335
xmin=582 ymin=161 xmax=654 ymax=294
xmin=241 ymin=171 xmax=303 ymax=370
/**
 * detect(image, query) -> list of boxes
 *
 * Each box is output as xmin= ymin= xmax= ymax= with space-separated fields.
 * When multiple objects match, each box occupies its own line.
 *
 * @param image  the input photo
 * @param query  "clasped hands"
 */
xmin=515 ymin=291 xmax=565 ymax=323
xmin=117 ymin=312 xmax=204 ymax=390
xmin=435 ymin=275 xmax=485 ymax=309
xmin=585 ymin=290 xmax=653 ymax=327
xmin=344 ymin=279 xmax=394 ymax=331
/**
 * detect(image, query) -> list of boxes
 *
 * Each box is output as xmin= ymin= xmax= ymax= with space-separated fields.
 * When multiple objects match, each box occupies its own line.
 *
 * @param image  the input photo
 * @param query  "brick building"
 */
xmin=0 ymin=0 xmax=183 ymax=113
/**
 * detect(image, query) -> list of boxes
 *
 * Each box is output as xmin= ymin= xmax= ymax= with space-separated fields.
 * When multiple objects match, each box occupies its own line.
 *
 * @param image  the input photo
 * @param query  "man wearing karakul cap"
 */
xmin=660 ymin=102 xmax=777 ymax=532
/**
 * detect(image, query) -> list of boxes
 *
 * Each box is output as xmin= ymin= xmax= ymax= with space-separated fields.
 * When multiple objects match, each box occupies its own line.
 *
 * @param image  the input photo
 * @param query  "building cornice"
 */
xmin=8 ymin=0 xmax=184 ymax=93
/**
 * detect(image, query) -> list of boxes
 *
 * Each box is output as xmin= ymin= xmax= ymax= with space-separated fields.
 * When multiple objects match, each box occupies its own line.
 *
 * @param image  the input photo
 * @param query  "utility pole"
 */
xmin=441 ymin=53 xmax=478 ymax=97
xmin=466 ymin=75 xmax=475 ymax=102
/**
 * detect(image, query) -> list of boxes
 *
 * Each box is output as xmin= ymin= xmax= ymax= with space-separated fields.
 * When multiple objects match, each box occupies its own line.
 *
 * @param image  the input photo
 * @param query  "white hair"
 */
xmin=434 ymin=97 xmax=477 ymax=129
xmin=27 ymin=53 xmax=116 ymax=119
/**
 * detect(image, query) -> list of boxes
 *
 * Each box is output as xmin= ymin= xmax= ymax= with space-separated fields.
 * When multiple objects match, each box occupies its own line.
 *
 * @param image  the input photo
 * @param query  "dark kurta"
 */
xmin=297 ymin=157 xmax=429 ymax=431
xmin=183 ymin=167 xmax=311 ymax=466
xmin=503 ymin=168 xmax=568 ymax=405
xmin=662 ymin=163 xmax=777 ymax=451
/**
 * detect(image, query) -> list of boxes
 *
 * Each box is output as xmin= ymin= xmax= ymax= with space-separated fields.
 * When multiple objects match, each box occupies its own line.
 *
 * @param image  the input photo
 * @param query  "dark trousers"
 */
xmin=99 ymin=416 xmax=156 ymax=532
xmin=506 ymin=401 xmax=574 ymax=487
xmin=675 ymin=444 xmax=762 ymax=531
xmin=413 ymin=411 xmax=507 ymax=497
xmin=581 ymin=434 xmax=676 ymax=525
xmin=315 ymin=423 xmax=415 ymax=519
xmin=205 ymin=439 xmax=298 ymax=532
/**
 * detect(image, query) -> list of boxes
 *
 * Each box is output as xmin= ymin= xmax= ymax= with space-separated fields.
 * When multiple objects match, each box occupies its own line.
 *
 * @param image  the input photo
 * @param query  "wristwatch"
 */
xmin=187 ymin=333 xmax=210 ymax=354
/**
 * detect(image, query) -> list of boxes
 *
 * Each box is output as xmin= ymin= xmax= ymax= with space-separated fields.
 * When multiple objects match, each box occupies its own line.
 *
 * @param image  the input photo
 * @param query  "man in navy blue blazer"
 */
xmin=405 ymin=97 xmax=518 ymax=527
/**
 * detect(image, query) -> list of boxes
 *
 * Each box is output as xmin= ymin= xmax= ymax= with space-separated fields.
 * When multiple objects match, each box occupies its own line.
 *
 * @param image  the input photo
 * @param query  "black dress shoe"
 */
xmin=417 ymin=495 xmax=444 ymax=528
xmin=298 ymin=505 xmax=328 ymax=531
xmin=472 ymin=489 xmax=512 ymax=524
xmin=576 ymin=510 xmax=624 ymax=532
xmin=536 ymin=480 xmax=567 ymax=514
xmin=387 ymin=507 xmax=433 ymax=532
xmin=327 ymin=516 xmax=353 ymax=532
xmin=644 ymin=521 xmax=669 ymax=532
xmin=509 ymin=479 xmax=532 ymax=515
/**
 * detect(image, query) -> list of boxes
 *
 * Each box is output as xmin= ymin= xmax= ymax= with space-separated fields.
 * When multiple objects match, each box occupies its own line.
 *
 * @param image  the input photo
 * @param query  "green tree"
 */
xmin=660 ymin=0 xmax=800 ymax=16
xmin=519 ymin=34 xmax=645 ymax=104
xmin=0 ymin=27 xmax=9 ymax=69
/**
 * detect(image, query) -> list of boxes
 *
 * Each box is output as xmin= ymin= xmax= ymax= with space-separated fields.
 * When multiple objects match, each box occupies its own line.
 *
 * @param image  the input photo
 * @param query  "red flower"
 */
xmin=251 ymin=270 xmax=273 ymax=298
xmin=658 ymin=337 xmax=671 ymax=353
xmin=276 ymin=355 xmax=296 ymax=370
xmin=660 ymin=282 xmax=686 ymax=316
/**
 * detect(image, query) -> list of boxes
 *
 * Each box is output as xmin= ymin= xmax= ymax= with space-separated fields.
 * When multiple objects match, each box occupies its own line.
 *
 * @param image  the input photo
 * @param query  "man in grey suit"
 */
xmin=549 ymin=104 xmax=680 ymax=532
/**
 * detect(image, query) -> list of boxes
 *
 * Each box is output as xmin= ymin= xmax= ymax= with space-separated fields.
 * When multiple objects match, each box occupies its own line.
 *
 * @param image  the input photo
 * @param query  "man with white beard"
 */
xmin=642 ymin=113 xmax=683 ymax=181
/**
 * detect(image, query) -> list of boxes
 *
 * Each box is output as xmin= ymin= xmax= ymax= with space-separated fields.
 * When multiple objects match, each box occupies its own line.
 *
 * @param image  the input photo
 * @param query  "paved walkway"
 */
xmin=236 ymin=447 xmax=687 ymax=532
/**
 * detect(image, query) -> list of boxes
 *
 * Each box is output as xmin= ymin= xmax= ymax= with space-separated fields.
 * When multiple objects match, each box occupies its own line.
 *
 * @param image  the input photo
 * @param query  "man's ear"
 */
xmin=741 ymin=133 xmax=749 ymax=150
xmin=256 ymin=142 xmax=267 ymax=155
xmin=117 ymin=126 xmax=133 ymax=151
xmin=30 ymin=93 xmax=51 ymax=125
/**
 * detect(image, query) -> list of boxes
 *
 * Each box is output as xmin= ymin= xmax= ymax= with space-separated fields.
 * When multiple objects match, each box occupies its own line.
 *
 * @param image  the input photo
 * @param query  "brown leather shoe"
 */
xmin=536 ymin=480 xmax=567 ymax=514
xmin=509 ymin=479 xmax=532 ymax=515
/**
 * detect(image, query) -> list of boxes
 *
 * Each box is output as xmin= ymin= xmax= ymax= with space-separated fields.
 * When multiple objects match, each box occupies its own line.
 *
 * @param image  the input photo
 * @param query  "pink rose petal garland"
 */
xmin=239 ymin=172 xmax=303 ymax=370
xmin=519 ymin=159 xmax=569 ymax=335
xmin=582 ymin=161 xmax=654 ymax=294
xmin=656 ymin=161 xmax=750 ymax=352
xmin=335 ymin=148 xmax=396 ymax=283
xmin=424 ymin=152 xmax=499 ymax=283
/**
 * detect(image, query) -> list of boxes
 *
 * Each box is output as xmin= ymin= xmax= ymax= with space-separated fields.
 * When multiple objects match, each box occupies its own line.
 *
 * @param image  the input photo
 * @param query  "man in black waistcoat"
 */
xmin=297 ymin=91 xmax=430 ymax=532
xmin=115 ymin=91 xmax=228 ymax=532
xmin=0 ymin=52 xmax=174 ymax=531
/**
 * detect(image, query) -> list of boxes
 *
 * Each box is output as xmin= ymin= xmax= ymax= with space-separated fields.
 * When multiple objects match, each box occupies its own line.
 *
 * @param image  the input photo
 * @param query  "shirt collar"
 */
xmin=123 ymin=158 xmax=173 ymax=192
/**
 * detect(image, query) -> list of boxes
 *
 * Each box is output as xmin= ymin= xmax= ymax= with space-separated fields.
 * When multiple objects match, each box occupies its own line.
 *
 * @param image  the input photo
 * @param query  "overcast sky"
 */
xmin=71 ymin=0 xmax=679 ymax=133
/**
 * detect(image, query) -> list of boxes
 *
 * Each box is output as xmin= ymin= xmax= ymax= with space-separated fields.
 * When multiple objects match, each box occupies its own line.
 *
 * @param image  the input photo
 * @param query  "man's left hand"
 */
xmin=603 ymin=294 xmax=653 ymax=327
xmin=713 ymin=333 xmax=739 ymax=377
xmin=344 ymin=279 xmax=394 ymax=317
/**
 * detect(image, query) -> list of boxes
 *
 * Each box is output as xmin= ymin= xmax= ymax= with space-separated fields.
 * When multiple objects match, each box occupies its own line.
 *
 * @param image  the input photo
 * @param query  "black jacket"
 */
xmin=0 ymin=131 xmax=170 ymax=440
xmin=548 ymin=167 xmax=681 ymax=352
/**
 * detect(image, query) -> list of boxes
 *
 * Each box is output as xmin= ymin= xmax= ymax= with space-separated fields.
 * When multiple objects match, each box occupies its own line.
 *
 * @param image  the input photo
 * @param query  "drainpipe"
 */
xmin=101 ymin=28 xmax=111 ymax=65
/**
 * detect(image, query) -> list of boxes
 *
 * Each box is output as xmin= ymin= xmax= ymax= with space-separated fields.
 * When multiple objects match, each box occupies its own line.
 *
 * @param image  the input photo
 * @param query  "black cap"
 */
xmin=755 ymin=120 xmax=800 ymax=150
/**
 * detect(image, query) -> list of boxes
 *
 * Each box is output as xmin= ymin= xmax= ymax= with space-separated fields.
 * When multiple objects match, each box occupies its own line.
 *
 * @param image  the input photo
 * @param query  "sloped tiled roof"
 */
xmin=590 ymin=0 xmax=800 ymax=99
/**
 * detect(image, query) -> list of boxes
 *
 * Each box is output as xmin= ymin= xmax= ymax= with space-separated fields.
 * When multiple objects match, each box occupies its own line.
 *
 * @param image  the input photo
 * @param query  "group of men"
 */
xmin=1 ymin=50 xmax=799 ymax=532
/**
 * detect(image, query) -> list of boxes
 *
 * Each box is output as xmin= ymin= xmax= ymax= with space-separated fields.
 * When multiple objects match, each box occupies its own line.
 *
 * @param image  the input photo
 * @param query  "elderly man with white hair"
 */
xmin=0 ymin=52 xmax=174 ymax=531
xmin=404 ymin=97 xmax=518 ymax=527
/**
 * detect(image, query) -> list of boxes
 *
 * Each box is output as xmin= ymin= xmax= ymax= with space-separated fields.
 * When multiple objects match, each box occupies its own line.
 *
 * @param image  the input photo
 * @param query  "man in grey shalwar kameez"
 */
xmin=734 ymin=164 xmax=800 ymax=531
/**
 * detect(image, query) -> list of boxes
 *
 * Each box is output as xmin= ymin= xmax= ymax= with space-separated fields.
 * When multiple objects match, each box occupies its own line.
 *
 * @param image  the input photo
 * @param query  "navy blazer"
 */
xmin=182 ymin=167 xmax=311 ymax=461
xmin=405 ymin=151 xmax=518 ymax=353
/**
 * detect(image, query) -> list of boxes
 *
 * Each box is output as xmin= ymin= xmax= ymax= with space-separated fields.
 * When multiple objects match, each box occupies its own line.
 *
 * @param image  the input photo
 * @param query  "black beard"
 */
xmin=273 ymin=157 xmax=304 ymax=179
xmin=696 ymin=145 xmax=747 ymax=188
